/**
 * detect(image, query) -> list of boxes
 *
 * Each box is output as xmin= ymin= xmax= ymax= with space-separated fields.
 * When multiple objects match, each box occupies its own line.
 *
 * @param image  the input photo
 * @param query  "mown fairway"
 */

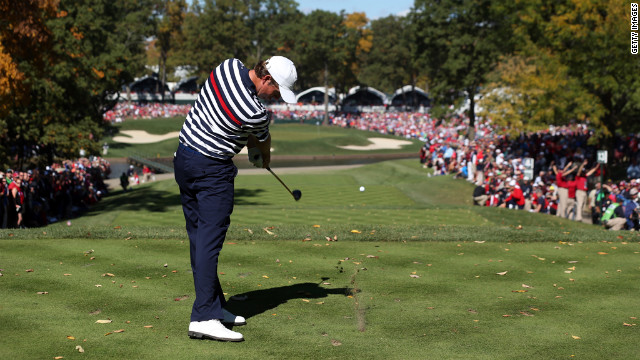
xmin=2 ymin=147 xmax=640 ymax=359
xmin=103 ymin=116 xmax=422 ymax=158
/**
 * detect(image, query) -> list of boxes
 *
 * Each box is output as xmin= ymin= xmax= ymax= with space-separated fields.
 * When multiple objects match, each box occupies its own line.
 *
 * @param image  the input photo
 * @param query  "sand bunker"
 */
xmin=112 ymin=130 xmax=180 ymax=144
xmin=113 ymin=131 xmax=411 ymax=152
xmin=338 ymin=137 xmax=412 ymax=151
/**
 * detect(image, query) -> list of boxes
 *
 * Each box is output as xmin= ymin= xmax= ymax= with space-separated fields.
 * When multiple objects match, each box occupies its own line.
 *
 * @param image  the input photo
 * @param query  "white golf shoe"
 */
xmin=188 ymin=319 xmax=244 ymax=342
xmin=222 ymin=309 xmax=246 ymax=326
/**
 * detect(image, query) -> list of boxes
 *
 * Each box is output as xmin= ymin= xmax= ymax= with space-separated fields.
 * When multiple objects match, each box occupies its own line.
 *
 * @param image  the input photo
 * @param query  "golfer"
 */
xmin=174 ymin=56 xmax=298 ymax=342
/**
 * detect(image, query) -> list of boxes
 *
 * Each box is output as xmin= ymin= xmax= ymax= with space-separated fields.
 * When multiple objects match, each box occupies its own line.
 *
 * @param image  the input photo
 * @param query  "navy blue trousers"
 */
xmin=174 ymin=143 xmax=237 ymax=322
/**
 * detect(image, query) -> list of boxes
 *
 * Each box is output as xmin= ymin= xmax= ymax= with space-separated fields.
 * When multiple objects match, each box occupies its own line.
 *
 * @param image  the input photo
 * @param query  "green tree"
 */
xmin=478 ymin=53 xmax=604 ymax=135
xmin=412 ymin=0 xmax=513 ymax=139
xmin=513 ymin=0 xmax=640 ymax=141
xmin=245 ymin=0 xmax=300 ymax=65
xmin=360 ymin=15 xmax=415 ymax=94
xmin=178 ymin=0 xmax=252 ymax=83
xmin=155 ymin=0 xmax=187 ymax=99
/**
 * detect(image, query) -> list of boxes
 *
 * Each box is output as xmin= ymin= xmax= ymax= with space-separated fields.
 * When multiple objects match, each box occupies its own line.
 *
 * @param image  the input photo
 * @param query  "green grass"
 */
xmin=103 ymin=118 xmax=422 ymax=158
xmin=2 ymin=159 xmax=640 ymax=359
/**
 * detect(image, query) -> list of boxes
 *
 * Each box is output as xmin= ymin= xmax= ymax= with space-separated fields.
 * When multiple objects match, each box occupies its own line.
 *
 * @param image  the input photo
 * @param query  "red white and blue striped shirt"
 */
xmin=179 ymin=59 xmax=270 ymax=160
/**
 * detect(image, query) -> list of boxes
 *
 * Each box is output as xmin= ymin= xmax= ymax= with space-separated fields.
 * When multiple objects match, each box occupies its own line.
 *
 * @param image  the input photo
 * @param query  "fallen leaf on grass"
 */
xmin=331 ymin=339 xmax=342 ymax=346
xmin=174 ymin=295 xmax=189 ymax=301
xmin=36 ymin=291 xmax=49 ymax=295
xmin=572 ymin=335 xmax=581 ymax=340
xmin=410 ymin=274 xmax=420 ymax=278
xmin=598 ymin=252 xmax=608 ymax=255
xmin=496 ymin=271 xmax=508 ymax=276
xmin=66 ymin=336 xmax=75 ymax=340
xmin=313 ymin=225 xmax=321 ymax=228
xmin=95 ymin=320 xmax=112 ymax=324
xmin=144 ymin=325 xmax=153 ymax=328
xmin=350 ymin=230 xmax=361 ymax=234
xmin=474 ymin=240 xmax=486 ymax=243
xmin=102 ymin=273 xmax=115 ymax=277
xmin=54 ymin=357 xmax=63 ymax=359
xmin=512 ymin=290 xmax=528 ymax=293
xmin=113 ymin=329 xmax=125 ymax=333
xmin=623 ymin=323 xmax=636 ymax=327
xmin=522 ymin=284 xmax=533 ymax=288
xmin=75 ymin=346 xmax=84 ymax=353
xmin=244 ymin=228 xmax=253 ymax=234
xmin=26 ymin=269 xmax=34 ymax=272
xmin=263 ymin=227 xmax=275 ymax=235
xmin=63 ymin=273 xmax=72 ymax=276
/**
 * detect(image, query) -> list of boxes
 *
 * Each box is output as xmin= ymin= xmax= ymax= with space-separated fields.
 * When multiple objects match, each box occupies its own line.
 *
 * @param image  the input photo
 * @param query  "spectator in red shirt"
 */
xmin=575 ymin=160 xmax=600 ymax=222
xmin=501 ymin=179 xmax=525 ymax=210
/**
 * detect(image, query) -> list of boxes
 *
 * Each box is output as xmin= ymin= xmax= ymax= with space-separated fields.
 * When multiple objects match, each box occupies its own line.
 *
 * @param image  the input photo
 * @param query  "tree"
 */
xmin=333 ymin=12 xmax=372 ymax=93
xmin=0 ymin=0 xmax=58 ymax=168
xmin=155 ymin=0 xmax=187 ymax=100
xmin=359 ymin=15 xmax=414 ymax=94
xmin=412 ymin=0 xmax=514 ymax=139
xmin=0 ymin=0 xmax=154 ymax=168
xmin=177 ymin=0 xmax=252 ymax=83
xmin=478 ymin=53 xmax=604 ymax=135
xmin=245 ymin=0 xmax=300 ymax=65
xmin=512 ymin=0 xmax=640 ymax=141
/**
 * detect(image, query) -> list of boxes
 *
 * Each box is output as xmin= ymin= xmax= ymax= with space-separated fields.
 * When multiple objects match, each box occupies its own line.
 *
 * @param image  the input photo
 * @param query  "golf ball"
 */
xmin=359 ymin=186 xmax=365 ymax=192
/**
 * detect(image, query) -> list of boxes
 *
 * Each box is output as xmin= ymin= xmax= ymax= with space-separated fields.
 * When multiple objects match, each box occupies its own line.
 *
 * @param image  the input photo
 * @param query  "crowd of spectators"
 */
xmin=422 ymin=130 xmax=640 ymax=231
xmin=0 ymin=157 xmax=110 ymax=228
xmin=103 ymin=102 xmax=191 ymax=122
xmin=102 ymin=103 xmax=640 ymax=231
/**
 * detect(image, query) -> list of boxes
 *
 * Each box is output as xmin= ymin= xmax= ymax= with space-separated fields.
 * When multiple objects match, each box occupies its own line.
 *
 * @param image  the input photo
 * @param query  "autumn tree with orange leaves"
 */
xmin=0 ymin=0 xmax=155 ymax=169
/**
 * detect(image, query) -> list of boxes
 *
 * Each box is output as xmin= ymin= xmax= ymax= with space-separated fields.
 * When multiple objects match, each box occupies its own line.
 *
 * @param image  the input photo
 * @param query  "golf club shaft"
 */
xmin=266 ymin=167 xmax=294 ymax=197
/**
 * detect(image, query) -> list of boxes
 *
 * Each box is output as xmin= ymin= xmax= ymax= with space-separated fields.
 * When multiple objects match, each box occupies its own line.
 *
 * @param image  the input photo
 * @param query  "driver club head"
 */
xmin=292 ymin=189 xmax=302 ymax=201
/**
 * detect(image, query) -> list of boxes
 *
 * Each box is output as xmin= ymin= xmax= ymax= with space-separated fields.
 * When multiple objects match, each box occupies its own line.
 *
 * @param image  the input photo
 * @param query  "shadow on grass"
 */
xmin=90 ymin=188 xmax=181 ymax=214
xmin=225 ymin=281 xmax=354 ymax=320
xmin=234 ymin=188 xmax=267 ymax=205
xmin=85 ymin=185 xmax=267 ymax=220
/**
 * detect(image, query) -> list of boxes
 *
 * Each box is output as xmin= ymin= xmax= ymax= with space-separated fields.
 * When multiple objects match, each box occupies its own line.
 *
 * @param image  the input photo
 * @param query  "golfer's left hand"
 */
xmin=248 ymin=147 xmax=263 ymax=168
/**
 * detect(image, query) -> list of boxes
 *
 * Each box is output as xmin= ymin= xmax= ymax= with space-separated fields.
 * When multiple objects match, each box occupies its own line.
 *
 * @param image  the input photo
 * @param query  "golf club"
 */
xmin=266 ymin=167 xmax=301 ymax=201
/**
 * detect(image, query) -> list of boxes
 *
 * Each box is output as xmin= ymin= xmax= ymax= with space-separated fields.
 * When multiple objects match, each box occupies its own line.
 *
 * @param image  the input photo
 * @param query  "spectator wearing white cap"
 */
xmin=500 ymin=179 xmax=525 ymax=210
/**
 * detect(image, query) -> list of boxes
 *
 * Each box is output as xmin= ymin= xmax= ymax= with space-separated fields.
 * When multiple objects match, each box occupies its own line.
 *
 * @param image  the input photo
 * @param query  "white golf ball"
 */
xmin=359 ymin=186 xmax=365 ymax=192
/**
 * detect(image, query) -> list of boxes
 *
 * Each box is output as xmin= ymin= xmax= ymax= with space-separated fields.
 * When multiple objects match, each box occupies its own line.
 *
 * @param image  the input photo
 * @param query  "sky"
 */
xmin=295 ymin=0 xmax=414 ymax=20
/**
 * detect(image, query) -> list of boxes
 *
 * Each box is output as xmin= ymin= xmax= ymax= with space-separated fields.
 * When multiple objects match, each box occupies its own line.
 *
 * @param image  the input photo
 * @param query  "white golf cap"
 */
xmin=265 ymin=56 xmax=297 ymax=104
